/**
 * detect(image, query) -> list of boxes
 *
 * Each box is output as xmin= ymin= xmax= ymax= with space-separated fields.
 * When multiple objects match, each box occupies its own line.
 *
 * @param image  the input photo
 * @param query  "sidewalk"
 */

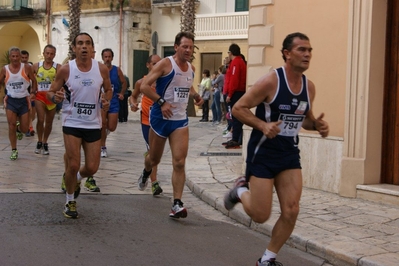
xmin=0 ymin=107 xmax=398 ymax=266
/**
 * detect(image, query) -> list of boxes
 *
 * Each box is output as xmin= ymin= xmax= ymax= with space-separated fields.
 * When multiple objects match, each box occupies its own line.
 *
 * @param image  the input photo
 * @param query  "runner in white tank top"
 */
xmin=46 ymin=33 xmax=113 ymax=219
xmin=0 ymin=47 xmax=37 ymax=161
xmin=62 ymin=58 xmax=103 ymax=129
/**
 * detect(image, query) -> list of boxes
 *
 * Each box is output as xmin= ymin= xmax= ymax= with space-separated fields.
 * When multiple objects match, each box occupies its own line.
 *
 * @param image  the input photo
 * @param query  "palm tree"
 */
xmin=67 ymin=0 xmax=82 ymax=60
xmin=181 ymin=0 xmax=197 ymax=117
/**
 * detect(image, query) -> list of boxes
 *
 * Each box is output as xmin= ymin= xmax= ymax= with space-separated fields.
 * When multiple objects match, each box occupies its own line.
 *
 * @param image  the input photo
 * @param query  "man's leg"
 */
xmin=139 ymin=128 xmax=167 ymax=191
xmin=63 ymin=133 xmax=82 ymax=218
xmin=43 ymin=106 xmax=56 ymax=144
xmin=34 ymin=100 xmax=46 ymax=152
xmin=81 ymin=139 xmax=102 ymax=178
xmin=168 ymin=127 xmax=189 ymax=200
xmin=100 ymin=111 xmax=108 ymax=157
xmin=6 ymin=109 xmax=18 ymax=150
xmin=168 ymin=127 xmax=189 ymax=218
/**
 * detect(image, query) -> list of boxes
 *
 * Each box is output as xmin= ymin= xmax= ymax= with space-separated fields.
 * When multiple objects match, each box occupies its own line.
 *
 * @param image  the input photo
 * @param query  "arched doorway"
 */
xmin=0 ymin=21 xmax=41 ymax=99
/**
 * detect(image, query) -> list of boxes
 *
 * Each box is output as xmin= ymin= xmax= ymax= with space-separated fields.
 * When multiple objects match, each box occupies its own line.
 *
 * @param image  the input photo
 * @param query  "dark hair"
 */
xmin=21 ymin=50 xmax=29 ymax=56
xmin=101 ymin=48 xmax=114 ymax=58
xmin=43 ymin=44 xmax=56 ymax=52
xmin=281 ymin=32 xmax=309 ymax=61
xmin=72 ymin=32 xmax=94 ymax=46
xmin=228 ymin=43 xmax=241 ymax=56
xmin=240 ymin=54 xmax=247 ymax=64
xmin=174 ymin=31 xmax=195 ymax=46
xmin=202 ymin=69 xmax=210 ymax=77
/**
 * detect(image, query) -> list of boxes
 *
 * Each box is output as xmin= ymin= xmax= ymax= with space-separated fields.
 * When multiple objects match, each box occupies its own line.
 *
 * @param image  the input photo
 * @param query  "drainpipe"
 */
xmin=46 ymin=0 xmax=51 ymax=44
xmin=119 ymin=0 xmax=123 ymax=68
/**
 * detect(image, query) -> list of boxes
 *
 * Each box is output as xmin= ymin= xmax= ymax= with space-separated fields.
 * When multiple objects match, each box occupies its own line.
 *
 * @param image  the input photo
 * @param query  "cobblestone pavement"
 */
xmin=0 ymin=108 xmax=399 ymax=266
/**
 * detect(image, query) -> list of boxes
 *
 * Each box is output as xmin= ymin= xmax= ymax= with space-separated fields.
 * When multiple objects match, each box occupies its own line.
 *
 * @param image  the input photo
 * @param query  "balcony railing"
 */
xmin=195 ymin=12 xmax=248 ymax=40
xmin=153 ymin=0 xmax=181 ymax=3
xmin=0 ymin=0 xmax=44 ymax=10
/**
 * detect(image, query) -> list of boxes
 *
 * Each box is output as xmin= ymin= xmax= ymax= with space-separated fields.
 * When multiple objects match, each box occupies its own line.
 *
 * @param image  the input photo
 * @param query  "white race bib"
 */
xmin=278 ymin=114 xmax=305 ymax=137
xmin=173 ymin=87 xmax=189 ymax=103
xmin=72 ymin=102 xmax=96 ymax=121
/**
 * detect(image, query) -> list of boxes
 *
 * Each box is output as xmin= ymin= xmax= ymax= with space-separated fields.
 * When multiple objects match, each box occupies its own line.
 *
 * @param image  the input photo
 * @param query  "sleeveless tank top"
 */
xmin=140 ymin=75 xmax=154 ymax=126
xmin=5 ymin=63 xmax=30 ymax=98
xmin=151 ymin=56 xmax=194 ymax=121
xmin=109 ymin=65 xmax=121 ymax=96
xmin=62 ymin=59 xmax=103 ymax=129
xmin=37 ymin=61 xmax=58 ymax=92
xmin=247 ymin=67 xmax=310 ymax=158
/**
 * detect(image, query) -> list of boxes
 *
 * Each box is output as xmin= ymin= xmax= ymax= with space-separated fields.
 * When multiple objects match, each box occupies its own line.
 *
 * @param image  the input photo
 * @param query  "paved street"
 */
xmin=0 ymin=108 xmax=399 ymax=265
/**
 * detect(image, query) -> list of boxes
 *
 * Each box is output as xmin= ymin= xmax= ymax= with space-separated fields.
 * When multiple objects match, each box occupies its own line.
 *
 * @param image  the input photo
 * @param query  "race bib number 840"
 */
xmin=72 ymin=102 xmax=96 ymax=121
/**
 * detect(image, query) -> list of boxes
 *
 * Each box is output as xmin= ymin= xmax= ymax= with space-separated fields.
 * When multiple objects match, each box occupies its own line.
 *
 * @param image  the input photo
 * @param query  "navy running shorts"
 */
xmin=246 ymin=151 xmax=301 ymax=179
xmin=6 ymin=96 xmax=29 ymax=116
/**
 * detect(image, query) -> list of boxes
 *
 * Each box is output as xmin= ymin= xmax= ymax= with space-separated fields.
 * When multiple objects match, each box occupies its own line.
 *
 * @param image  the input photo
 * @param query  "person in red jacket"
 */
xmin=224 ymin=43 xmax=247 ymax=149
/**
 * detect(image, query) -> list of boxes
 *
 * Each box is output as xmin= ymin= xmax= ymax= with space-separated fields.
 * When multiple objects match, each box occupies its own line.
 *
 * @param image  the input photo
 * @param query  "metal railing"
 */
xmin=0 ymin=0 xmax=44 ymax=10
xmin=195 ymin=12 xmax=248 ymax=40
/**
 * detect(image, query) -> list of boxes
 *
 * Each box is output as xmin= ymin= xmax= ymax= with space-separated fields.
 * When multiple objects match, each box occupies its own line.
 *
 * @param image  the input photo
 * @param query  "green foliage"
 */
xmin=110 ymin=0 xmax=129 ymax=11
xmin=1 ymin=50 xmax=10 ymax=67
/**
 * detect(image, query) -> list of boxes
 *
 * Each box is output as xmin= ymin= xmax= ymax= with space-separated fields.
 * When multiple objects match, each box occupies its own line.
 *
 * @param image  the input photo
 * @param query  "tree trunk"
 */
xmin=67 ymin=0 xmax=82 ymax=60
xmin=181 ymin=0 xmax=197 ymax=117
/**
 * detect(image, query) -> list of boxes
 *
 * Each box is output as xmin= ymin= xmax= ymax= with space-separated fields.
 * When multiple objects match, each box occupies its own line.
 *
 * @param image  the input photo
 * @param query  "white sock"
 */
xmin=77 ymin=172 xmax=82 ymax=182
xmin=261 ymin=249 xmax=277 ymax=262
xmin=237 ymin=187 xmax=248 ymax=198
xmin=66 ymin=193 xmax=74 ymax=203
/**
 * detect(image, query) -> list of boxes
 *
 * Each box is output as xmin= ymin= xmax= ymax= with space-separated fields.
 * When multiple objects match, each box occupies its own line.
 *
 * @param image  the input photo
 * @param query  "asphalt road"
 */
xmin=0 ymin=193 xmax=327 ymax=266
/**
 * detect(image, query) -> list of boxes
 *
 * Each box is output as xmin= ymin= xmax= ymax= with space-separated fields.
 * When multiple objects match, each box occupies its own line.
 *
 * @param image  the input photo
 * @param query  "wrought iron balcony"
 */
xmin=0 ymin=0 xmax=44 ymax=20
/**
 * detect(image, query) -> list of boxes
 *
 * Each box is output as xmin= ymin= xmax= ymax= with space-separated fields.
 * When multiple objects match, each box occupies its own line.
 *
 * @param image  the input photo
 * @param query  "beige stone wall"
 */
xmin=247 ymin=0 xmax=388 ymax=195
xmin=51 ymin=0 xmax=151 ymax=13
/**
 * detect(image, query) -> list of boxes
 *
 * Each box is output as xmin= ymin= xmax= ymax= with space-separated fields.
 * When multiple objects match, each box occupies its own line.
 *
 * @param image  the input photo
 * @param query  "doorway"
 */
xmin=381 ymin=0 xmax=399 ymax=184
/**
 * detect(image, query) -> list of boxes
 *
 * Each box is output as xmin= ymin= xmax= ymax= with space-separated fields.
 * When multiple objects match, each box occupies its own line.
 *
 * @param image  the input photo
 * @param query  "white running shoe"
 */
xmin=101 ymin=147 xmax=107 ymax=158
xmin=223 ymin=132 xmax=232 ymax=138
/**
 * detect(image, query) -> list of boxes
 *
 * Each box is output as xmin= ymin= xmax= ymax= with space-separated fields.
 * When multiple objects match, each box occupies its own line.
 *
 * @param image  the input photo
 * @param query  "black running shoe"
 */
xmin=138 ymin=168 xmax=152 ymax=191
xmin=63 ymin=201 xmax=78 ymax=219
xmin=256 ymin=258 xmax=283 ymax=266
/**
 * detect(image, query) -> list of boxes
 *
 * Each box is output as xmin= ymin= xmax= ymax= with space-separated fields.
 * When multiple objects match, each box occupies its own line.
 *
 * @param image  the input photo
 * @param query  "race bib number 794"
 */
xmin=277 ymin=114 xmax=305 ymax=137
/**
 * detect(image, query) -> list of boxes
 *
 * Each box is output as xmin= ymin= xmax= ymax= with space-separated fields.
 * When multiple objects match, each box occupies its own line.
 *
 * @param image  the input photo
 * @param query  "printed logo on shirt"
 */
xmin=80 ymin=79 xmax=94 ymax=87
xmin=75 ymin=75 xmax=80 ymax=79
xmin=279 ymin=104 xmax=291 ymax=111
xmin=292 ymin=98 xmax=298 ymax=106
xmin=294 ymin=101 xmax=308 ymax=115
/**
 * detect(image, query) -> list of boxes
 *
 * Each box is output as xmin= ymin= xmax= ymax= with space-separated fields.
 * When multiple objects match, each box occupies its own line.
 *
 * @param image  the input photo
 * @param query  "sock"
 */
xmin=66 ymin=193 xmax=74 ymax=203
xmin=237 ymin=187 xmax=248 ymax=198
xmin=261 ymin=249 xmax=277 ymax=262
xmin=173 ymin=199 xmax=182 ymax=205
xmin=77 ymin=172 xmax=82 ymax=182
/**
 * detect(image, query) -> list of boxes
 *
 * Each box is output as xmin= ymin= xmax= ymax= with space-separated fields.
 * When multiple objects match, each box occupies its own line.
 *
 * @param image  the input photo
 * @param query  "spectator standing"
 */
xmin=224 ymin=44 xmax=247 ymax=149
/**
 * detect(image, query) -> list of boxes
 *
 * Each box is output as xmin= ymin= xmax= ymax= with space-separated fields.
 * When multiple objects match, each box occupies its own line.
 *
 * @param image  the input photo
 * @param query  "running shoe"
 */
xmin=101 ymin=147 xmax=107 ymax=158
xmin=42 ymin=143 xmax=49 ymax=155
xmin=10 ymin=150 xmax=18 ymax=161
xmin=225 ymin=140 xmax=241 ymax=149
xmin=256 ymin=258 xmax=283 ymax=266
xmin=169 ymin=201 xmax=187 ymax=218
xmin=138 ymin=168 xmax=152 ymax=191
xmin=35 ymin=142 xmax=42 ymax=154
xmin=25 ymin=131 xmax=31 ymax=137
xmin=84 ymin=176 xmax=100 ymax=192
xmin=63 ymin=201 xmax=78 ymax=219
xmin=223 ymin=131 xmax=232 ymax=138
xmin=61 ymin=173 xmax=81 ymax=198
xmin=29 ymin=127 xmax=35 ymax=136
xmin=16 ymin=131 xmax=23 ymax=140
xmin=223 ymin=176 xmax=248 ymax=210
xmin=152 ymin=181 xmax=163 ymax=196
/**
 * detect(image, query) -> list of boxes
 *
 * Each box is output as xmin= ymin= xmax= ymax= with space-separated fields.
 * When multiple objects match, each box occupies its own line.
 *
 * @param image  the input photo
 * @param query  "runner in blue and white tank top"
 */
xmin=139 ymin=32 xmax=204 ymax=219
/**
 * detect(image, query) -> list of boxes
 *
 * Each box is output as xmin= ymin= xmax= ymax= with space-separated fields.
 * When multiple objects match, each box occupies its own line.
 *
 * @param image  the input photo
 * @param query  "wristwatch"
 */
xmin=157 ymin=97 xmax=166 ymax=106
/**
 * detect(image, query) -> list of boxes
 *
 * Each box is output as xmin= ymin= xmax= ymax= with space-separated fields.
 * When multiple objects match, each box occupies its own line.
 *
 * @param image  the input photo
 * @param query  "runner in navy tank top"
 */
xmin=223 ymin=32 xmax=329 ymax=266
